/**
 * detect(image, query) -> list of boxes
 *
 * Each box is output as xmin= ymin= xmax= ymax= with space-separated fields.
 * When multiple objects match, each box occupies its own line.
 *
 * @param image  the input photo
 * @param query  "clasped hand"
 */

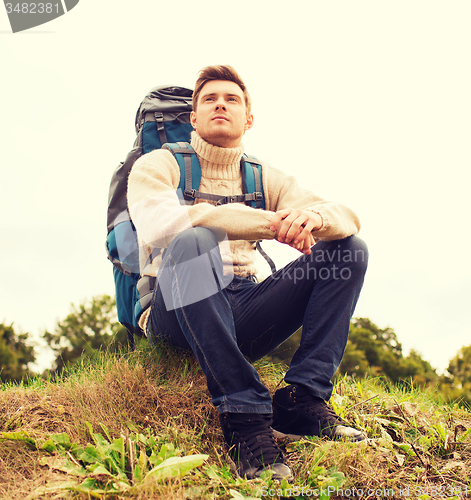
xmin=270 ymin=208 xmax=322 ymax=255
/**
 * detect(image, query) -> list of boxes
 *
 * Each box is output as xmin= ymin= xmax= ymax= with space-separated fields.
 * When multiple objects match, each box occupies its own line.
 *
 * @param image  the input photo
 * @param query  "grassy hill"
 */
xmin=1 ymin=343 xmax=470 ymax=499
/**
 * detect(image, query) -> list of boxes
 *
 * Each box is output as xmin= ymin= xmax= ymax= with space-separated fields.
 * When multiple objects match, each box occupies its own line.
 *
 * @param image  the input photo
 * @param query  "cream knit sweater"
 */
xmin=127 ymin=132 xmax=360 ymax=330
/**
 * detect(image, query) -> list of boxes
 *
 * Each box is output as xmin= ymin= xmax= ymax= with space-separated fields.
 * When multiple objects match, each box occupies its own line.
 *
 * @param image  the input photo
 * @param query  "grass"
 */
xmin=1 ymin=341 xmax=470 ymax=499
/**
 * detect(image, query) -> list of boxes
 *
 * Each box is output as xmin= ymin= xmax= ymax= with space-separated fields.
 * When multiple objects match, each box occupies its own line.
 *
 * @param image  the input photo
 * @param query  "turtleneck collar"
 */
xmin=190 ymin=131 xmax=245 ymax=180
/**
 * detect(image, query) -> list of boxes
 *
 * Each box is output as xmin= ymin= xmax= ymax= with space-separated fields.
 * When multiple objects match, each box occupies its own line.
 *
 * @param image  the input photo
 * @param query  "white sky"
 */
xmin=1 ymin=1 xmax=470 ymax=373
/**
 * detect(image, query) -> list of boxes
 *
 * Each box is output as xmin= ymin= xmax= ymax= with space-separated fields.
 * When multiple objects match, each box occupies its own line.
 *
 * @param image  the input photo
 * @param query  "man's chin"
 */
xmin=200 ymin=131 xmax=242 ymax=149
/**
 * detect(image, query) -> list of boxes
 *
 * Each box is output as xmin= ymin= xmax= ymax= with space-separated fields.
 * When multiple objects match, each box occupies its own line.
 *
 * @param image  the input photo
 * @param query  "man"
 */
xmin=127 ymin=65 xmax=368 ymax=481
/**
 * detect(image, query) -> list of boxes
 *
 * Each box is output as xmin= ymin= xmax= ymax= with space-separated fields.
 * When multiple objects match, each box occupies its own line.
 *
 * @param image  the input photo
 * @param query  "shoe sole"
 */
xmin=226 ymin=454 xmax=294 ymax=482
xmin=273 ymin=428 xmax=368 ymax=443
xmin=273 ymin=429 xmax=303 ymax=441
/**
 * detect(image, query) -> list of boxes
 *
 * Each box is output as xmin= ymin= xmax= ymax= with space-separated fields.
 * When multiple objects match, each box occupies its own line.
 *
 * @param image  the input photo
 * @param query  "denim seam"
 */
xmin=147 ymin=250 xmax=175 ymax=338
xmin=169 ymin=255 xmax=227 ymax=397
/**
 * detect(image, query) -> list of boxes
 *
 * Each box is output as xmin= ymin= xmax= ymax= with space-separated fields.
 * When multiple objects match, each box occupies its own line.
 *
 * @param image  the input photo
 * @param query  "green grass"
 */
xmin=1 ymin=342 xmax=470 ymax=499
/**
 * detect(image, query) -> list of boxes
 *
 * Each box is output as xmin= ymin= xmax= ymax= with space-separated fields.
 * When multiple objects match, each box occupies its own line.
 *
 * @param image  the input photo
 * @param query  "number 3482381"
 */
xmin=5 ymin=3 xmax=60 ymax=14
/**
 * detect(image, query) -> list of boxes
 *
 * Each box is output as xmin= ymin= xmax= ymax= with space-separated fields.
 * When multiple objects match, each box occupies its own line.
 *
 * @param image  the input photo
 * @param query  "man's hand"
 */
xmin=270 ymin=208 xmax=323 ymax=255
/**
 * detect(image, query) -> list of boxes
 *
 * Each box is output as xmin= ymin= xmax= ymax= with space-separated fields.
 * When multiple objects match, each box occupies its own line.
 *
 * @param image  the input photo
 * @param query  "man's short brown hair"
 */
xmin=193 ymin=65 xmax=251 ymax=115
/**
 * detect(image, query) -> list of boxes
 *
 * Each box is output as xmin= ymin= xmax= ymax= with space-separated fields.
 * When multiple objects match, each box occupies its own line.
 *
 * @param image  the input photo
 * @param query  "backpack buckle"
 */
xmin=254 ymin=192 xmax=263 ymax=201
xmin=185 ymin=188 xmax=196 ymax=199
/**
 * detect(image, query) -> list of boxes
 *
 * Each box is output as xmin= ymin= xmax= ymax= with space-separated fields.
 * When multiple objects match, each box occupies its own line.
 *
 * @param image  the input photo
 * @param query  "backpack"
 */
xmin=106 ymin=85 xmax=275 ymax=347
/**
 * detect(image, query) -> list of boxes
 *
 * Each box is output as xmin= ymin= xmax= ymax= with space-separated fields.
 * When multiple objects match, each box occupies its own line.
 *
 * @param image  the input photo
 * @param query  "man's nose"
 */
xmin=215 ymin=98 xmax=226 ymax=111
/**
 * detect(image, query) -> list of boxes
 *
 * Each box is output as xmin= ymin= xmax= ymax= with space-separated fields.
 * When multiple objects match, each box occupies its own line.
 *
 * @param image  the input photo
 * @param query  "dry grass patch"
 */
xmin=0 ymin=344 xmax=226 ymax=499
xmin=310 ymin=377 xmax=471 ymax=498
xmin=1 ymin=346 xmax=470 ymax=499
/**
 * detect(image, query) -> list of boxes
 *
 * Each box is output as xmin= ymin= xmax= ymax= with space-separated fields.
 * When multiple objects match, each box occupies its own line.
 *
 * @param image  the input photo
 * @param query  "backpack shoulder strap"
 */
xmin=241 ymin=154 xmax=265 ymax=209
xmin=163 ymin=142 xmax=236 ymax=205
xmin=162 ymin=142 xmax=200 ymax=198
xmin=241 ymin=155 xmax=276 ymax=273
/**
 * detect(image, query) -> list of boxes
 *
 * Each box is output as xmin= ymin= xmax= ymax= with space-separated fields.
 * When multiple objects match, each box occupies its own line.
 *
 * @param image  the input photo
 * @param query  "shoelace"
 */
xmin=231 ymin=418 xmax=283 ymax=465
xmin=294 ymin=391 xmax=345 ymax=428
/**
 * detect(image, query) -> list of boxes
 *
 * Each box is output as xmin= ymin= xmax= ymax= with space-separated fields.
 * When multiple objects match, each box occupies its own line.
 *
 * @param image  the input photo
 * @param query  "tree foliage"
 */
xmin=0 ymin=322 xmax=36 ymax=383
xmin=446 ymin=344 xmax=471 ymax=385
xmin=43 ymin=295 xmax=128 ymax=374
xmin=440 ymin=344 xmax=471 ymax=407
xmin=338 ymin=318 xmax=437 ymax=386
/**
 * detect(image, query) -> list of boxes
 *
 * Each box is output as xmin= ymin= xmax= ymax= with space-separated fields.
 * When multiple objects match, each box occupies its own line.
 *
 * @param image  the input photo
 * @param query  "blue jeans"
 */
xmin=147 ymin=227 xmax=368 ymax=414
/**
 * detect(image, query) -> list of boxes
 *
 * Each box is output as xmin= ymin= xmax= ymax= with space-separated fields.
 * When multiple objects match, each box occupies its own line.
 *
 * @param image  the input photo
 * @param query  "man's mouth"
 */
xmin=212 ymin=115 xmax=229 ymax=121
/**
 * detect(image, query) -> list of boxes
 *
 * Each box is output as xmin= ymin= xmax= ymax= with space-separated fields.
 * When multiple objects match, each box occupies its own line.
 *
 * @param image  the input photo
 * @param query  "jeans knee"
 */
xmin=344 ymin=235 xmax=368 ymax=276
xmin=319 ymin=235 xmax=368 ymax=277
xmin=173 ymin=227 xmax=218 ymax=247
xmin=168 ymin=227 xmax=219 ymax=263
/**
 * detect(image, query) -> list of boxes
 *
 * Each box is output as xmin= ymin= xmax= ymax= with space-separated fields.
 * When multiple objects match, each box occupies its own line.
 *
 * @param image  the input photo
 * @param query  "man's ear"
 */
xmin=244 ymin=114 xmax=254 ymax=132
xmin=190 ymin=110 xmax=197 ymax=129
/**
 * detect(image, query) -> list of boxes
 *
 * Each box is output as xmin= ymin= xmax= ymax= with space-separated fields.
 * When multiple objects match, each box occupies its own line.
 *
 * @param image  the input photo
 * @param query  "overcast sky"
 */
xmin=1 ymin=1 xmax=470 ymax=373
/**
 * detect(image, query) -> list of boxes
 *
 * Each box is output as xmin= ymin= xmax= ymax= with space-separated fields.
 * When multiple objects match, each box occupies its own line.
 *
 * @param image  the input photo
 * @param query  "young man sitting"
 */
xmin=127 ymin=65 xmax=368 ymax=481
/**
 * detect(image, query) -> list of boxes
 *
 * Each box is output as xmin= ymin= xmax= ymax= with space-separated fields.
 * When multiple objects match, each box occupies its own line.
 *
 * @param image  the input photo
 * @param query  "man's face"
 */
xmin=190 ymin=80 xmax=254 ymax=148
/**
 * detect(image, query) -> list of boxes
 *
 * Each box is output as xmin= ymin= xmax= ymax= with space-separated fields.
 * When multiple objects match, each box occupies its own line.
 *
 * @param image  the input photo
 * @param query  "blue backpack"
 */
xmin=106 ymin=85 xmax=275 ymax=346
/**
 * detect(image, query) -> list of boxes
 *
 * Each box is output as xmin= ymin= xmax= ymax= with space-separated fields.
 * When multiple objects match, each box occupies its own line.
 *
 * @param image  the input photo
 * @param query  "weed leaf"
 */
xmin=80 ymin=444 xmax=103 ymax=463
xmin=0 ymin=430 xmax=37 ymax=448
xmin=39 ymin=438 xmax=56 ymax=453
xmin=229 ymin=490 xmax=259 ymax=499
xmin=144 ymin=454 xmax=209 ymax=482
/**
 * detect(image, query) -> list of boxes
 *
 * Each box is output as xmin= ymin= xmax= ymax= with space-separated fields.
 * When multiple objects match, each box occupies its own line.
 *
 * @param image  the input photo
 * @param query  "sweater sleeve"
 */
xmin=127 ymin=149 xmax=277 ymax=248
xmin=262 ymin=163 xmax=361 ymax=240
